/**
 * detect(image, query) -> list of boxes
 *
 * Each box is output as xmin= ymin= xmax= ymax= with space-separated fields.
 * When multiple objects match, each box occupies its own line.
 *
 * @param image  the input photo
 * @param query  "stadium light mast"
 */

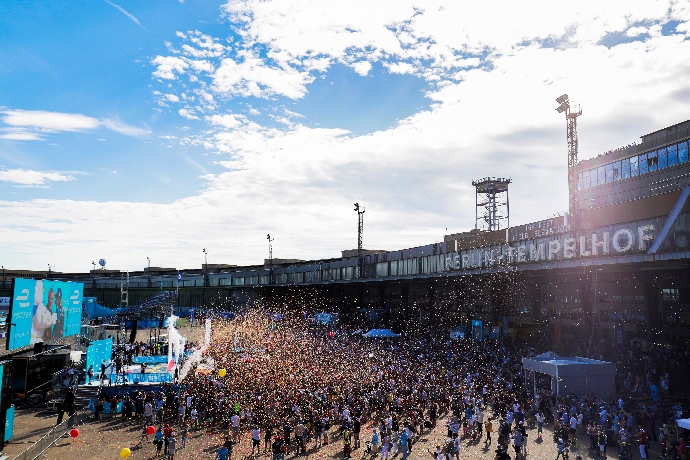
xmin=354 ymin=203 xmax=365 ymax=279
xmin=267 ymin=234 xmax=274 ymax=284
xmin=202 ymin=248 xmax=209 ymax=287
xmin=555 ymin=94 xmax=582 ymax=232
xmin=147 ymin=256 xmax=152 ymax=288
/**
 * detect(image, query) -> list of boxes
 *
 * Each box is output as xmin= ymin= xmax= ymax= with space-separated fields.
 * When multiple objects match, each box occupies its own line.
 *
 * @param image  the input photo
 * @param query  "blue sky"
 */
xmin=1 ymin=0 xmax=690 ymax=271
xmin=0 ymin=1 xmax=430 ymax=202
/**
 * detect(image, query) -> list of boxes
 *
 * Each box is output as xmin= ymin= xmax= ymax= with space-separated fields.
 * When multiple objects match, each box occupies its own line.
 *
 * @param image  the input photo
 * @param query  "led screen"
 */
xmin=7 ymin=279 xmax=84 ymax=350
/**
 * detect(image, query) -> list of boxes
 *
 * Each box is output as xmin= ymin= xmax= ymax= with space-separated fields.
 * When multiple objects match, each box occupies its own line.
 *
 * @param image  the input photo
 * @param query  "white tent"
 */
xmin=678 ymin=419 xmax=690 ymax=430
xmin=362 ymin=329 xmax=400 ymax=338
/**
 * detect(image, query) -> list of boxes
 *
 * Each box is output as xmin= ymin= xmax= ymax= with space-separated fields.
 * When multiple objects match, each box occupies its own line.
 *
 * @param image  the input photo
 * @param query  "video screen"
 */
xmin=7 ymin=278 xmax=84 ymax=350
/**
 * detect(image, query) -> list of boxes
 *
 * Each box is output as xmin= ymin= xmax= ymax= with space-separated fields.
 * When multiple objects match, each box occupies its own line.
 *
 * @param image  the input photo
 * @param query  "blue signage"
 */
xmin=86 ymin=338 xmax=113 ymax=380
xmin=7 ymin=279 xmax=85 ymax=350
xmin=471 ymin=320 xmax=483 ymax=342
xmin=4 ymin=405 xmax=14 ymax=442
xmin=8 ymin=278 xmax=35 ymax=349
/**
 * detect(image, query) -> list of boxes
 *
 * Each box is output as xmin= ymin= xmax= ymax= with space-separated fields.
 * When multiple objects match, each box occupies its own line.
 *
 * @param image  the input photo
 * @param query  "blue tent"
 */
xmin=362 ymin=329 xmax=400 ymax=338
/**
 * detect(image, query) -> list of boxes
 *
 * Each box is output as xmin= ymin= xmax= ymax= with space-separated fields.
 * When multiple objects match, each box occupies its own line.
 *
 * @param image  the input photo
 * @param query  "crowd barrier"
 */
xmin=108 ymin=372 xmax=173 ymax=384
xmin=13 ymin=413 xmax=88 ymax=460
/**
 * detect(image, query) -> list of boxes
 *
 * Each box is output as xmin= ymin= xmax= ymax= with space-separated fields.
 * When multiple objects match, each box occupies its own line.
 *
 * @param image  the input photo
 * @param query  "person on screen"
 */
xmin=31 ymin=280 xmax=57 ymax=344
xmin=51 ymin=288 xmax=65 ymax=341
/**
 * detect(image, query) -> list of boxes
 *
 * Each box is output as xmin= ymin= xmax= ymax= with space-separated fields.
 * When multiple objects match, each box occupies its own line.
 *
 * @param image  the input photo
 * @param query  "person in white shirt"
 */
xmin=230 ymin=413 xmax=240 ymax=439
xmin=251 ymin=427 xmax=261 ymax=455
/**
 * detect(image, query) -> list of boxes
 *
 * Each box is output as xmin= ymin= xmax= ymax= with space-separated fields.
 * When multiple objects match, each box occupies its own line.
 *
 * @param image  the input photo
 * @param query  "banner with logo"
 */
xmin=4 ymin=405 xmax=14 ymax=442
xmin=614 ymin=323 xmax=624 ymax=349
xmin=471 ymin=320 xmax=483 ymax=342
xmin=7 ymin=279 xmax=84 ymax=350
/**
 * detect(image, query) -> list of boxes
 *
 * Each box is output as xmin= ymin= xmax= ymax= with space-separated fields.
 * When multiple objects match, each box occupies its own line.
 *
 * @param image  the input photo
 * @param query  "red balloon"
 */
xmin=147 ymin=426 xmax=156 ymax=435
xmin=69 ymin=428 xmax=80 ymax=438
xmin=327 ymin=331 xmax=334 ymax=338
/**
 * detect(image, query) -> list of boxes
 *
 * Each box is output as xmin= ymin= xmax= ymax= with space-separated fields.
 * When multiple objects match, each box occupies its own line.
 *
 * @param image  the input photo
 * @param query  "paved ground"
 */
xmin=11 ymin=410 xmax=662 ymax=460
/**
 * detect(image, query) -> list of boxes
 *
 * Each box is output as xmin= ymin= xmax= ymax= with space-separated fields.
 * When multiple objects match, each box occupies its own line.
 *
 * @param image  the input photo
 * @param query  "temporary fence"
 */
xmin=12 ymin=412 xmax=89 ymax=460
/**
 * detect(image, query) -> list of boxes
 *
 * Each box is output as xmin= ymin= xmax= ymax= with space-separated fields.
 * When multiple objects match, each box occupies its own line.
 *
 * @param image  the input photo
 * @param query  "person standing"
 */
xmin=167 ymin=434 xmax=176 ymax=460
xmin=638 ymin=427 xmax=648 ymax=459
xmin=251 ymin=426 xmax=261 ymax=456
xmin=484 ymin=420 xmax=493 ymax=446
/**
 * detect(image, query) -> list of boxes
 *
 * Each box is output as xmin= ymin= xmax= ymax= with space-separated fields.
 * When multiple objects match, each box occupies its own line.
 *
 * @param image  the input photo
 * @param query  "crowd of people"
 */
xmin=82 ymin=307 xmax=689 ymax=460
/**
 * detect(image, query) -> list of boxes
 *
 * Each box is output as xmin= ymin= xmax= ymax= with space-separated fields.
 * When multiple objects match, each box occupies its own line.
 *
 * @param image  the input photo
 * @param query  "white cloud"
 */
xmin=105 ymin=1 xmax=146 ymax=30
xmin=0 ymin=169 xmax=75 ymax=187
xmin=0 ymin=109 xmax=149 ymax=140
xmin=351 ymin=61 xmax=372 ymax=76
xmin=211 ymin=54 xmax=314 ymax=99
xmin=2 ymin=110 xmax=100 ymax=131
xmin=0 ymin=130 xmax=44 ymax=141
xmin=626 ymin=26 xmax=649 ymax=37
xmin=101 ymin=119 xmax=150 ymax=137
xmin=178 ymin=108 xmax=200 ymax=120
xmin=207 ymin=113 xmax=246 ymax=129
xmin=152 ymin=56 xmax=189 ymax=80
xmin=165 ymin=94 xmax=180 ymax=103
xmin=384 ymin=61 xmax=416 ymax=75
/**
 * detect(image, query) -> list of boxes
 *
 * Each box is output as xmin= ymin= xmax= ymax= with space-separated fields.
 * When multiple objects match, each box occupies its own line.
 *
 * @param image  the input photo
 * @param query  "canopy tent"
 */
xmin=522 ymin=352 xmax=616 ymax=398
xmin=678 ymin=419 xmax=690 ymax=430
xmin=362 ymin=329 xmax=400 ymax=338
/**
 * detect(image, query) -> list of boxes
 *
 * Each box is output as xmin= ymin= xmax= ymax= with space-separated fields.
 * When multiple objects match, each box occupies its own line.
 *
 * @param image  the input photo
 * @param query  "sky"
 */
xmin=1 ymin=0 xmax=690 ymax=272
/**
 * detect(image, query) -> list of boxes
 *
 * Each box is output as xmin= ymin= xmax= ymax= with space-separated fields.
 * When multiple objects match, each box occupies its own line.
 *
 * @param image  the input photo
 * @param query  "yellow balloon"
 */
xmin=219 ymin=368 xmax=227 ymax=377
xmin=120 ymin=447 xmax=131 ymax=458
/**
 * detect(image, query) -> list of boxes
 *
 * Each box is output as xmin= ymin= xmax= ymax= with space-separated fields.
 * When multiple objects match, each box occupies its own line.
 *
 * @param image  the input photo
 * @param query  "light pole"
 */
xmin=147 ymin=256 xmax=152 ymax=288
xmin=267 ymin=234 xmax=274 ymax=284
xmin=354 ymin=203 xmax=365 ymax=279
xmin=202 ymin=248 xmax=209 ymax=287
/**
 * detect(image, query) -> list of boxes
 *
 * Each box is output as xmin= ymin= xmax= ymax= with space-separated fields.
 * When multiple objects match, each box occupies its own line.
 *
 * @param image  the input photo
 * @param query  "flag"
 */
xmin=177 ymin=271 xmax=182 ymax=283
xmin=168 ymin=360 xmax=175 ymax=372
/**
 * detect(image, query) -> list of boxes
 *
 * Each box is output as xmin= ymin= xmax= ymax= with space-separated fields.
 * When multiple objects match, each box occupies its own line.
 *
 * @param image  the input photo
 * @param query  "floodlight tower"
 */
xmin=555 ymin=94 xmax=582 ymax=231
xmin=472 ymin=177 xmax=511 ymax=231
xmin=267 ymin=234 xmax=274 ymax=284
xmin=354 ymin=203 xmax=365 ymax=278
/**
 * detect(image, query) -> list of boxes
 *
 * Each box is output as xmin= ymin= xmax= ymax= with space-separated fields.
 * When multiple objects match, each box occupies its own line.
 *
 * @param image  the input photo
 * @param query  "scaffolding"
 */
xmin=472 ymin=177 xmax=511 ymax=231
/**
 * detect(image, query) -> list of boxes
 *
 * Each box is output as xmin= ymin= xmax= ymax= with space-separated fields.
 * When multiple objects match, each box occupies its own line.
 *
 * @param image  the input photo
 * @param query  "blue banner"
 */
xmin=471 ymin=320 xmax=483 ymax=342
xmin=7 ymin=279 xmax=84 ymax=350
xmin=8 ymin=278 xmax=35 ymax=349
xmin=4 ymin=406 xmax=14 ymax=443
xmin=86 ymin=338 xmax=113 ymax=379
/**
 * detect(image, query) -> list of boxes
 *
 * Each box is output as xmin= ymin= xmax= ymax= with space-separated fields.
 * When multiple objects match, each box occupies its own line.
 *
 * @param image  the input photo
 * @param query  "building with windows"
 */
xmin=2 ymin=120 xmax=690 ymax=346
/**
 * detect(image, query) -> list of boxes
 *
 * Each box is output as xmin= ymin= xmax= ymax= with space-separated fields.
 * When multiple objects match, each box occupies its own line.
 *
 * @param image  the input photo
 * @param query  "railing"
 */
xmin=12 ymin=412 xmax=88 ymax=460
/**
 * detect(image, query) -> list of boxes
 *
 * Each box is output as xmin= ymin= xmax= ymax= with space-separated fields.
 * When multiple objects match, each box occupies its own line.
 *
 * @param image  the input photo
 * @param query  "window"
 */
xmin=622 ymin=158 xmax=630 ymax=179
xmin=662 ymin=288 xmax=679 ymax=303
xmin=658 ymin=148 xmax=667 ymax=169
xmin=578 ymin=172 xmax=583 ymax=190
xmin=668 ymin=144 xmax=678 ymax=166
xmin=583 ymin=169 xmax=591 ymax=188
xmin=613 ymin=160 xmax=622 ymax=181
xmin=679 ymin=141 xmax=689 ymax=164
xmin=630 ymin=155 xmax=639 ymax=176
xmin=639 ymin=153 xmax=648 ymax=174
xmin=598 ymin=166 xmax=606 ymax=185
xmin=648 ymin=150 xmax=658 ymax=172
xmin=590 ymin=169 xmax=597 ymax=187
xmin=662 ymin=312 xmax=678 ymax=325
xmin=605 ymin=163 xmax=614 ymax=183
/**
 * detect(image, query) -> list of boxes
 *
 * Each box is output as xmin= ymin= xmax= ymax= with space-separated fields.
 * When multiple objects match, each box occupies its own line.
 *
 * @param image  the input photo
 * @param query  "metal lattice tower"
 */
xmin=267 ymin=234 xmax=274 ymax=284
xmin=354 ymin=203 xmax=365 ymax=278
xmin=555 ymin=94 xmax=583 ymax=231
xmin=120 ymin=271 xmax=129 ymax=308
xmin=472 ymin=177 xmax=511 ymax=231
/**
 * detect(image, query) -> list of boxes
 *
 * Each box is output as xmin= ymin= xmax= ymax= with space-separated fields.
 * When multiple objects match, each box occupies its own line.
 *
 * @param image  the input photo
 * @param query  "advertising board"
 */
xmin=6 ymin=279 xmax=84 ymax=350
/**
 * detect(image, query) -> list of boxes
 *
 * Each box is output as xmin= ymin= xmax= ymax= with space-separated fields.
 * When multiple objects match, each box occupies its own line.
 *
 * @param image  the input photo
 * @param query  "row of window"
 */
xmin=578 ymin=140 xmax=690 ymax=190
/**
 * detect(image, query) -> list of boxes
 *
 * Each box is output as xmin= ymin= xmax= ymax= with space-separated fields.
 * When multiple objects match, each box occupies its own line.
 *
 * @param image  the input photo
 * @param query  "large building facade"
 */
xmin=2 ymin=120 xmax=690 ymax=345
